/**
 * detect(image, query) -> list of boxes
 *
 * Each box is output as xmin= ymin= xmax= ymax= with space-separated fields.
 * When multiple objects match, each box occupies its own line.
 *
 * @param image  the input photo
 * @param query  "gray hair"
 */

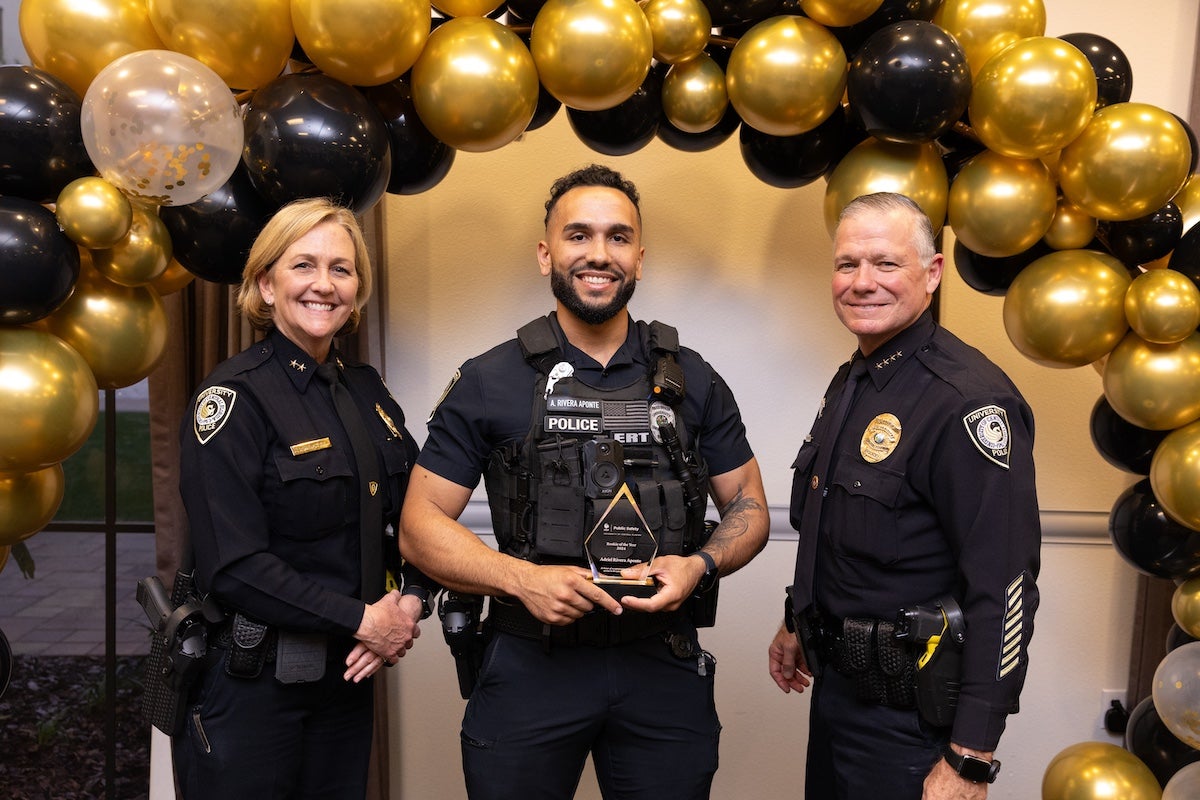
xmin=837 ymin=193 xmax=938 ymax=267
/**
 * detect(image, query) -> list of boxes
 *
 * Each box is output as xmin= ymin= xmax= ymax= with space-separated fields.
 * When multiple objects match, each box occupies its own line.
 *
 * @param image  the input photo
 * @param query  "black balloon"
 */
xmin=1090 ymin=396 xmax=1169 ymax=475
xmin=363 ymin=78 xmax=456 ymax=196
xmin=1058 ymin=32 xmax=1133 ymax=108
xmin=159 ymin=165 xmax=272 ymax=284
xmin=567 ymin=70 xmax=662 ymax=157
xmin=1167 ymin=623 xmax=1198 ymax=653
xmin=831 ymin=0 xmax=945 ymax=59
xmin=1174 ymin=114 xmax=1199 ymax=175
xmin=0 ymin=196 xmax=80 ymax=324
xmin=659 ymin=105 xmax=741 ymax=153
xmin=1109 ymin=479 xmax=1200 ymax=580
xmin=1096 ymin=203 xmax=1184 ymax=269
xmin=1125 ymin=697 xmax=1200 ymax=787
xmin=242 ymin=73 xmax=392 ymax=215
xmin=0 ymin=65 xmax=94 ymax=203
xmin=709 ymin=0 xmax=786 ymax=32
xmin=739 ymin=106 xmax=848 ymax=189
xmin=848 ymin=21 xmax=971 ymax=144
xmin=1167 ymin=224 xmax=1200 ymax=291
xmin=526 ymin=83 xmax=563 ymax=133
xmin=952 ymin=239 xmax=1050 ymax=296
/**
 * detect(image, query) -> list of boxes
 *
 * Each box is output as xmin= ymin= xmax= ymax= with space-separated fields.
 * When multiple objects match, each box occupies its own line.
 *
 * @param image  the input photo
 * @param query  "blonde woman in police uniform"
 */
xmin=175 ymin=198 xmax=433 ymax=799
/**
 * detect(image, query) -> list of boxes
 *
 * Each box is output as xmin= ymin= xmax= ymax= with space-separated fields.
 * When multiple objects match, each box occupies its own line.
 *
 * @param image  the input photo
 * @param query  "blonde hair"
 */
xmin=237 ymin=198 xmax=373 ymax=335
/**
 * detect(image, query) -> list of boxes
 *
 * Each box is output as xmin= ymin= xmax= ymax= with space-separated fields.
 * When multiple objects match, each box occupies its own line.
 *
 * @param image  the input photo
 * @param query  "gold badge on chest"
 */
xmin=860 ymin=413 xmax=902 ymax=463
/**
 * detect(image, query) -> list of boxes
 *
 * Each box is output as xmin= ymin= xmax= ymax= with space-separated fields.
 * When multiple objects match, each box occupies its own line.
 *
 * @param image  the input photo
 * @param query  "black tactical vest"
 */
xmin=483 ymin=317 xmax=709 ymax=566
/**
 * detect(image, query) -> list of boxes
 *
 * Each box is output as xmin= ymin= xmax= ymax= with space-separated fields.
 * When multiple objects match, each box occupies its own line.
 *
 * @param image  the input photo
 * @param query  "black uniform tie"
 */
xmin=791 ymin=356 xmax=868 ymax=612
xmin=317 ymin=360 xmax=385 ymax=603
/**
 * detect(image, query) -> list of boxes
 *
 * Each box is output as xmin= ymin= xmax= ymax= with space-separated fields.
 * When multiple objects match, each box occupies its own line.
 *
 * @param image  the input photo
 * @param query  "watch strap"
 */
xmin=943 ymin=749 xmax=1001 ymax=783
xmin=694 ymin=550 xmax=718 ymax=594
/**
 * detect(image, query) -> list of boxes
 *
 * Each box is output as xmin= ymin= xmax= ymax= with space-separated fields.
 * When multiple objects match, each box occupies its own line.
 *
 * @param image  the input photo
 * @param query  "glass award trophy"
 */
xmin=585 ymin=483 xmax=658 ymax=599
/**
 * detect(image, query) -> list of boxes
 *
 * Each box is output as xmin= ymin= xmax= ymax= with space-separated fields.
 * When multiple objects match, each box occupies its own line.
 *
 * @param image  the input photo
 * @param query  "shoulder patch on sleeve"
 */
xmin=962 ymin=404 xmax=1010 ymax=469
xmin=194 ymin=386 xmax=237 ymax=444
xmin=427 ymin=369 xmax=461 ymax=424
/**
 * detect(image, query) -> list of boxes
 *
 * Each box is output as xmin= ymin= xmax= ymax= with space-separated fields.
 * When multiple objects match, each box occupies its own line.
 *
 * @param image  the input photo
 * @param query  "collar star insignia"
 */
xmin=875 ymin=350 xmax=903 ymax=370
xmin=289 ymin=359 xmax=308 ymax=372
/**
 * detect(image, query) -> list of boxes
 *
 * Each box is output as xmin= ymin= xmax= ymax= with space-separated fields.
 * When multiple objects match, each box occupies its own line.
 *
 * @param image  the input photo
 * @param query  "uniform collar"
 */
xmin=269 ymin=328 xmax=333 ymax=392
xmin=858 ymin=310 xmax=936 ymax=390
xmin=548 ymin=312 xmax=639 ymax=371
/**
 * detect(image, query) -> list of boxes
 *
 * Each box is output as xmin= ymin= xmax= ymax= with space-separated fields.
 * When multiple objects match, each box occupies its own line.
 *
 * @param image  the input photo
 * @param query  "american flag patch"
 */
xmin=997 ymin=574 xmax=1024 ymax=679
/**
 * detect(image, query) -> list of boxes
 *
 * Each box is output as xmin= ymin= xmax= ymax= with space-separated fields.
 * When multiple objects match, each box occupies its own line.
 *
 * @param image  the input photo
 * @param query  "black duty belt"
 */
xmin=814 ymin=609 xmax=917 ymax=711
xmin=486 ymin=598 xmax=679 ymax=647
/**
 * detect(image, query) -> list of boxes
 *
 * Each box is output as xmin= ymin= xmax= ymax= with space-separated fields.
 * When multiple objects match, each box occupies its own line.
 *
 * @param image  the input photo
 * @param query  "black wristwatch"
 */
xmin=943 ymin=749 xmax=1001 ymax=783
xmin=693 ymin=550 xmax=719 ymax=594
xmin=403 ymin=586 xmax=435 ymax=620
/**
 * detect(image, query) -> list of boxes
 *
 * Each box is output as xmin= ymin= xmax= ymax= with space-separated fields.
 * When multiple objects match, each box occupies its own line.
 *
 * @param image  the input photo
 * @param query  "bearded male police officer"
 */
xmin=768 ymin=193 xmax=1040 ymax=799
xmin=400 ymin=164 xmax=769 ymax=799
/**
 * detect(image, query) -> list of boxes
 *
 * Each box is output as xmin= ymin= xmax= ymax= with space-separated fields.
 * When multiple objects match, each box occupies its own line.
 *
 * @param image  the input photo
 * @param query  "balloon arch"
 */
xmin=4 ymin=0 xmax=1200 ymax=792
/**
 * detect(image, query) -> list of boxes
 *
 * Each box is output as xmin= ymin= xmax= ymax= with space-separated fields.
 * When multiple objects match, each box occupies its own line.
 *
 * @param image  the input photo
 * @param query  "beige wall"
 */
xmin=374 ymin=1 xmax=1198 ymax=798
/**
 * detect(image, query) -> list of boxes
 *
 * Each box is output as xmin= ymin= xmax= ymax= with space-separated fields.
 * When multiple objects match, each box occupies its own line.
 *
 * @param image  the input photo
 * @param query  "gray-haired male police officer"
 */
xmin=769 ymin=192 xmax=1041 ymax=800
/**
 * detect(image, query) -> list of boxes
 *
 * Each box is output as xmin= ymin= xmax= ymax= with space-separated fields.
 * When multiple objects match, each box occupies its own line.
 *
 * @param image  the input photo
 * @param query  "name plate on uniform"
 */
xmin=585 ymin=483 xmax=658 ymax=599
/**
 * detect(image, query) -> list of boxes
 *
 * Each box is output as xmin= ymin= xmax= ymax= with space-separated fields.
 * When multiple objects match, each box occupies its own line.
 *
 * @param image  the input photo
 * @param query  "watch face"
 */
xmin=958 ymin=754 xmax=999 ymax=782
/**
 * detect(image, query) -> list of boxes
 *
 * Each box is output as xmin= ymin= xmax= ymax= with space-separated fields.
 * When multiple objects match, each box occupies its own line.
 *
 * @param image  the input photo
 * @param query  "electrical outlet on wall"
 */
xmin=1094 ymin=689 xmax=1128 ymax=742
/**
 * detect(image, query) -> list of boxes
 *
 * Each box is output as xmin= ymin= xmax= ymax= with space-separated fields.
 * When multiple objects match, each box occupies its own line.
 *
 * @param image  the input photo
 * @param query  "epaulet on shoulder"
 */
xmin=215 ymin=339 xmax=273 ymax=378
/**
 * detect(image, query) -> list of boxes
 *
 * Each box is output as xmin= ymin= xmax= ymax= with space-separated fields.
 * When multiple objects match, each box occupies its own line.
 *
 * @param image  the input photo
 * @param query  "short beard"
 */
xmin=550 ymin=268 xmax=636 ymax=326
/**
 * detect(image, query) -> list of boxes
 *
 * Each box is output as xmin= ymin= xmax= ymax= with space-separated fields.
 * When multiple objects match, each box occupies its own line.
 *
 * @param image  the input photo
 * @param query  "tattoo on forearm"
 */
xmin=708 ymin=486 xmax=764 ymax=561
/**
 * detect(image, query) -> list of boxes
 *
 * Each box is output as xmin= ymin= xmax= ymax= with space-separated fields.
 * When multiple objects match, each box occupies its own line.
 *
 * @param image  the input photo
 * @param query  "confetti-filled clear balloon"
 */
xmin=81 ymin=50 xmax=243 ymax=206
xmin=1153 ymin=641 xmax=1200 ymax=749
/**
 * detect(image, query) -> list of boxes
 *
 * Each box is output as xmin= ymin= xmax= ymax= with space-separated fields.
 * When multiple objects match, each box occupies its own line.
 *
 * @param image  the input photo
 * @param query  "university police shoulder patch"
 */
xmin=962 ymin=404 xmax=1010 ymax=469
xmin=194 ymin=386 xmax=237 ymax=445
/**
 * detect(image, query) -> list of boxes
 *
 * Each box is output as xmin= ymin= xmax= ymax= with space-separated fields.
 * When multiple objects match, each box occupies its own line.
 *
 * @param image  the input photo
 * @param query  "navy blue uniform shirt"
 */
xmin=790 ymin=310 xmax=1041 ymax=751
xmin=180 ymin=328 xmax=419 ymax=635
xmin=419 ymin=313 xmax=754 ymax=492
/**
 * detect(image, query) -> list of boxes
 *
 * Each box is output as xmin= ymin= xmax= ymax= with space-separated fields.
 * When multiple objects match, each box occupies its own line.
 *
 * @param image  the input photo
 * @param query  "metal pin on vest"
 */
xmin=544 ymin=361 xmax=574 ymax=398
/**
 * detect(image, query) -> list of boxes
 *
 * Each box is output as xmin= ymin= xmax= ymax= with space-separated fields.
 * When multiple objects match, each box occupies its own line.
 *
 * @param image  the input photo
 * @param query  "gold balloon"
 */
xmin=0 ymin=329 xmax=98 ymax=473
xmin=642 ymin=0 xmax=712 ymax=65
xmin=1175 ymin=174 xmax=1200 ymax=236
xmin=531 ymin=0 xmax=653 ymax=111
xmin=432 ymin=0 xmax=504 ymax=15
xmin=43 ymin=267 xmax=170 ymax=390
xmin=56 ymin=177 xmax=133 ymax=250
xmin=18 ymin=0 xmax=165 ymax=98
xmin=1043 ymin=199 xmax=1096 ymax=251
xmin=824 ymin=139 xmax=948 ymax=237
xmin=92 ymin=203 xmax=173 ymax=287
xmin=1041 ymin=741 xmax=1163 ymax=800
xmin=933 ymin=0 xmax=1046 ymax=78
xmin=969 ymin=37 xmax=1097 ymax=159
xmin=1059 ymin=102 xmax=1192 ymax=222
xmin=948 ymin=150 xmax=1056 ymax=257
xmin=0 ymin=464 xmax=66 ymax=547
xmin=148 ymin=0 xmax=292 ymax=90
xmin=1104 ymin=331 xmax=1200 ymax=430
xmin=662 ymin=55 xmax=728 ymax=134
xmin=152 ymin=258 xmax=196 ymax=295
xmin=412 ymin=17 xmax=539 ymax=152
xmin=799 ymin=0 xmax=882 ymax=27
xmin=1173 ymin=577 xmax=1200 ymax=638
xmin=1152 ymin=419 xmax=1200 ymax=533
xmin=1002 ymin=249 xmax=1131 ymax=367
xmin=1125 ymin=269 xmax=1200 ymax=345
xmin=293 ymin=0 xmax=432 ymax=87
xmin=726 ymin=15 xmax=847 ymax=137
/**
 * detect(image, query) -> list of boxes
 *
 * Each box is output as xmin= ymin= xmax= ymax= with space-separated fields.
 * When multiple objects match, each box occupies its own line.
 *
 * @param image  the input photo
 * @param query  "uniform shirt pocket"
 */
xmin=272 ymin=449 xmax=355 ymax=539
xmin=828 ymin=458 xmax=905 ymax=565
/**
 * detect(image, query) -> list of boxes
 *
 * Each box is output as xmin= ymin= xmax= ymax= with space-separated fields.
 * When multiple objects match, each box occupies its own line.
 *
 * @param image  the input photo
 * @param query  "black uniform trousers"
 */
xmin=172 ymin=645 xmax=373 ymax=800
xmin=461 ymin=624 xmax=720 ymax=800
xmin=806 ymin=667 xmax=948 ymax=800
